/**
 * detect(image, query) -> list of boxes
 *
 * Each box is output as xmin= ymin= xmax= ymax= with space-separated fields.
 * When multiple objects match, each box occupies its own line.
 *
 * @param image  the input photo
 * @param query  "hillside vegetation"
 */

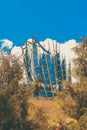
xmin=0 ymin=37 xmax=87 ymax=130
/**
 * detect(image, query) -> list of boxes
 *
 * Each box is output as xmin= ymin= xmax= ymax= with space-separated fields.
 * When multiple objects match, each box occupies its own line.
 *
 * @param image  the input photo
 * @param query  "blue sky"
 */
xmin=0 ymin=0 xmax=87 ymax=46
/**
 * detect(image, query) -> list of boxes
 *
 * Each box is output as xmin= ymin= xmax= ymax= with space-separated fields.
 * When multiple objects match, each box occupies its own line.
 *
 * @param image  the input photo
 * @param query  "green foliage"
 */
xmin=0 ymin=55 xmax=31 ymax=130
xmin=62 ymin=37 xmax=87 ymax=129
xmin=73 ymin=37 xmax=87 ymax=80
xmin=0 ymin=56 xmax=22 ymax=87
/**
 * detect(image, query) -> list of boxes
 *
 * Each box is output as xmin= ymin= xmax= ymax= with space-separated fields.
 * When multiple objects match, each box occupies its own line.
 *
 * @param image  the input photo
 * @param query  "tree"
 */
xmin=73 ymin=37 xmax=87 ymax=116
xmin=0 ymin=53 xmax=31 ymax=130
xmin=73 ymin=37 xmax=87 ymax=84
xmin=63 ymin=37 xmax=87 ymax=129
